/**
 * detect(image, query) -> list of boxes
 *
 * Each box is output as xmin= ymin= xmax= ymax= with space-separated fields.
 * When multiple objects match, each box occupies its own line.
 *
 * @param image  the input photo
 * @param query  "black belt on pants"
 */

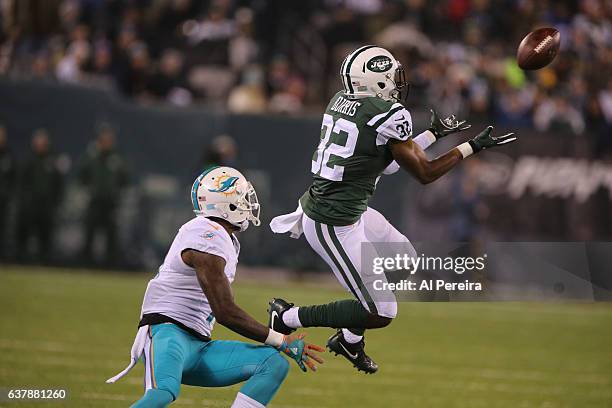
xmin=139 ymin=313 xmax=211 ymax=342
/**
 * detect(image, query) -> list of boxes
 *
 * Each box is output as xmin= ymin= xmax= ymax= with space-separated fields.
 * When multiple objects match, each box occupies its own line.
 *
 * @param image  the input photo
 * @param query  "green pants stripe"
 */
xmin=325 ymin=224 xmax=378 ymax=315
xmin=314 ymin=222 xmax=362 ymax=302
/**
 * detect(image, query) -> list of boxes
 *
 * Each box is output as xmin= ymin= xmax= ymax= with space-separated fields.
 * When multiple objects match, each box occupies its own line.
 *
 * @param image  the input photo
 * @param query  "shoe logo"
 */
xmin=271 ymin=310 xmax=279 ymax=328
xmin=290 ymin=347 xmax=299 ymax=355
xmin=339 ymin=342 xmax=358 ymax=360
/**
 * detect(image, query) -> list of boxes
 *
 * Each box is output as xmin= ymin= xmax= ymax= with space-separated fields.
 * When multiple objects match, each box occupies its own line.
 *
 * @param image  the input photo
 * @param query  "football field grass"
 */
xmin=0 ymin=266 xmax=611 ymax=408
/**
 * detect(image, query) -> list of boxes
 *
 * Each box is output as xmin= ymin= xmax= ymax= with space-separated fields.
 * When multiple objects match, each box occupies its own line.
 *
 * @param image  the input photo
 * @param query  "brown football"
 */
xmin=516 ymin=27 xmax=561 ymax=70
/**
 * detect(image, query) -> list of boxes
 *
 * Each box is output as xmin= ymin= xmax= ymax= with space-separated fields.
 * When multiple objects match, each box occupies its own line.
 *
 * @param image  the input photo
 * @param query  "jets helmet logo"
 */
xmin=208 ymin=175 xmax=239 ymax=196
xmin=366 ymin=55 xmax=392 ymax=73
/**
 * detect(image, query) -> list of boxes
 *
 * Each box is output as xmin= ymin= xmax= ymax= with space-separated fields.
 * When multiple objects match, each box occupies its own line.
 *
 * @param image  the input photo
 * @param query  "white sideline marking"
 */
xmin=0 ymin=338 xmax=127 ymax=358
xmin=0 ymin=338 xmax=85 ymax=353
xmin=0 ymin=353 xmax=124 ymax=370
xmin=318 ymin=358 xmax=610 ymax=386
xmin=0 ymin=368 xmax=143 ymax=386
xmin=382 ymin=362 xmax=611 ymax=385
xmin=80 ymin=392 xmax=138 ymax=402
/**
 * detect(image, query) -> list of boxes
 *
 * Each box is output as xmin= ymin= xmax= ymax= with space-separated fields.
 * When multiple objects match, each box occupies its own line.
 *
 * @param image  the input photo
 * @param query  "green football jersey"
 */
xmin=300 ymin=91 xmax=413 ymax=226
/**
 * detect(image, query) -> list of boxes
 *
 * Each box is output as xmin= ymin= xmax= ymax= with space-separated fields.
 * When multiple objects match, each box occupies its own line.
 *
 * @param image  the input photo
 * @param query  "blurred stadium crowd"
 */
xmin=1 ymin=0 xmax=610 ymax=142
xmin=1 ymin=0 xmax=611 ymax=269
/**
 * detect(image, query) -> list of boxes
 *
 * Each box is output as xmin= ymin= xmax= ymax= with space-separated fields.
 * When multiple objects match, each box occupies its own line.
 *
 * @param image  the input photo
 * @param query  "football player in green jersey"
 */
xmin=269 ymin=45 xmax=517 ymax=374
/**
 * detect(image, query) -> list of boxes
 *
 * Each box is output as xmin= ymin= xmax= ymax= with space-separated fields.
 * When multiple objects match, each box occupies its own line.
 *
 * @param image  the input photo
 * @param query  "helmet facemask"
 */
xmin=389 ymin=63 xmax=409 ymax=104
xmin=231 ymin=181 xmax=260 ymax=231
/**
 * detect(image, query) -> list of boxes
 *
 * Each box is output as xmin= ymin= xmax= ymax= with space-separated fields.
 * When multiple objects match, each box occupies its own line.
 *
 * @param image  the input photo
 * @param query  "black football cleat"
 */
xmin=327 ymin=329 xmax=378 ymax=374
xmin=267 ymin=298 xmax=296 ymax=335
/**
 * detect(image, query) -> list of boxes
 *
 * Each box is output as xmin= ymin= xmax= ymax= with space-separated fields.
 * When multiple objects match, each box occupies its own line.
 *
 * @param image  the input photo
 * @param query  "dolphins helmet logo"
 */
xmin=208 ymin=175 xmax=239 ymax=196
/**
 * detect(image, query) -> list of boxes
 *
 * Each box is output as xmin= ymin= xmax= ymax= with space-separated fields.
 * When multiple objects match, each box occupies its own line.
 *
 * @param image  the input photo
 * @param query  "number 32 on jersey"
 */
xmin=311 ymin=114 xmax=358 ymax=181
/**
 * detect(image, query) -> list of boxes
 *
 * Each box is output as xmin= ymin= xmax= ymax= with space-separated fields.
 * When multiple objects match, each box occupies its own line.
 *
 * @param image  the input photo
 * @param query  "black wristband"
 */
xmin=428 ymin=127 xmax=440 ymax=139
xmin=468 ymin=139 xmax=481 ymax=153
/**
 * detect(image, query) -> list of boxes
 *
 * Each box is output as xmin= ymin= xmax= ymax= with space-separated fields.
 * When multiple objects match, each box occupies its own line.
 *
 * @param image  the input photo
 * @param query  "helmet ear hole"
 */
xmin=229 ymin=204 xmax=237 ymax=211
xmin=378 ymin=82 xmax=386 ymax=89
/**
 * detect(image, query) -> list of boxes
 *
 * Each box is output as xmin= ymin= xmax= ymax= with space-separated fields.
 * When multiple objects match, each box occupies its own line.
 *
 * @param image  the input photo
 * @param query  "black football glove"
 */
xmin=428 ymin=109 xmax=471 ymax=139
xmin=468 ymin=126 xmax=517 ymax=152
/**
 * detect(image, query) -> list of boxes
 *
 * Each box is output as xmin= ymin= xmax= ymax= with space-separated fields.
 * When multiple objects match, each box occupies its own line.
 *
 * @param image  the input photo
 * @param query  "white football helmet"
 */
xmin=340 ymin=45 xmax=408 ymax=102
xmin=191 ymin=166 xmax=260 ymax=231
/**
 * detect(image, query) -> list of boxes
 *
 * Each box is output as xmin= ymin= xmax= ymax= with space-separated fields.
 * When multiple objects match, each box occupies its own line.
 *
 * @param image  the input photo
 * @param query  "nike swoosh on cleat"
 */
xmin=271 ymin=310 xmax=279 ymax=328
xmin=339 ymin=342 xmax=358 ymax=360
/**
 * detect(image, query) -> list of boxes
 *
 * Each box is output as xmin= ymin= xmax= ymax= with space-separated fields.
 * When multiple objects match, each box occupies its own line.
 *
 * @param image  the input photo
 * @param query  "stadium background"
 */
xmin=0 ymin=1 xmax=611 ymax=407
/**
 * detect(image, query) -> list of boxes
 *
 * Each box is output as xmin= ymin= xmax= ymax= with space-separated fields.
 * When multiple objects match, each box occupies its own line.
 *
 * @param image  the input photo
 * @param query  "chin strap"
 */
xmin=239 ymin=220 xmax=249 ymax=232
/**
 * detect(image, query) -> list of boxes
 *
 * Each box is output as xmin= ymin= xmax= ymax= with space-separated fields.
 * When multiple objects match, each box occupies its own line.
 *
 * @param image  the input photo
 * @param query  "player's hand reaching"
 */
xmin=469 ymin=126 xmax=517 ymax=152
xmin=428 ymin=109 xmax=471 ymax=139
xmin=278 ymin=332 xmax=325 ymax=372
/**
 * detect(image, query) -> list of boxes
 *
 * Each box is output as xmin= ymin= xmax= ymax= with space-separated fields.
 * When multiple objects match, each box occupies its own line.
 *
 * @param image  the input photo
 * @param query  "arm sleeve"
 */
xmin=369 ymin=106 xmax=413 ymax=146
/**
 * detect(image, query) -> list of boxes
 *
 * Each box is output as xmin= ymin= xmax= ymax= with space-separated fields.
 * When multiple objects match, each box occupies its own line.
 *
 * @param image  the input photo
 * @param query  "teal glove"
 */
xmin=429 ymin=109 xmax=471 ymax=139
xmin=277 ymin=333 xmax=325 ymax=372
xmin=469 ymin=126 xmax=517 ymax=152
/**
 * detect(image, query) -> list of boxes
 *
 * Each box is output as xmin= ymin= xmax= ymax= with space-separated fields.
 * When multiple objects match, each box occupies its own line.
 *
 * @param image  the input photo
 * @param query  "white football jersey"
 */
xmin=140 ymin=216 xmax=240 ymax=338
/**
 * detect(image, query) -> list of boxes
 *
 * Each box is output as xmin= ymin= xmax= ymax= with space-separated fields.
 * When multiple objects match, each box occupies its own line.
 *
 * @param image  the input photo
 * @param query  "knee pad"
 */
xmin=382 ymin=301 xmax=398 ymax=319
xmin=372 ymin=299 xmax=397 ymax=320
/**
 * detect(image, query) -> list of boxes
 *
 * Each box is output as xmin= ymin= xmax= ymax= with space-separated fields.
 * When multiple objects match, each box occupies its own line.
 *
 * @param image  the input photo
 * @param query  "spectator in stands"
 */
xmin=82 ymin=41 xmax=116 ymax=90
xmin=267 ymin=55 xmax=307 ymax=114
xmin=79 ymin=124 xmax=129 ymax=266
xmin=123 ymin=42 xmax=151 ymax=99
xmin=587 ymin=95 xmax=612 ymax=158
xmin=16 ymin=129 xmax=64 ymax=263
xmin=535 ymin=93 xmax=586 ymax=135
xmin=147 ymin=48 xmax=192 ymax=106
xmin=227 ymin=64 xmax=267 ymax=113
xmin=1 ymin=0 xmax=610 ymax=131
xmin=201 ymin=134 xmax=238 ymax=170
xmin=0 ymin=125 xmax=16 ymax=259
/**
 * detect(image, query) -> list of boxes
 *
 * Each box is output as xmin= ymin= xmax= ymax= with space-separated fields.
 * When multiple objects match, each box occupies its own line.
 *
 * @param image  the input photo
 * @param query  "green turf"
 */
xmin=0 ymin=266 xmax=611 ymax=408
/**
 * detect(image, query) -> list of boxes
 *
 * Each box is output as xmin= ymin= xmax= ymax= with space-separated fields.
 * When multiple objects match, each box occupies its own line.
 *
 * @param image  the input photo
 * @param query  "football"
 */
xmin=516 ymin=27 xmax=561 ymax=70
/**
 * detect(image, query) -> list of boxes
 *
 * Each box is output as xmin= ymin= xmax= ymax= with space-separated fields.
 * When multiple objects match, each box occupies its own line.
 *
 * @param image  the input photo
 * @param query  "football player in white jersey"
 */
xmin=107 ymin=166 xmax=324 ymax=408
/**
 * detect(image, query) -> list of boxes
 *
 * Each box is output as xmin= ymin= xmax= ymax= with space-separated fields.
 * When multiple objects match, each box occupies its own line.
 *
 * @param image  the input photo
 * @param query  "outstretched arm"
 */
xmin=183 ymin=248 xmax=269 ymax=342
xmin=390 ymin=126 xmax=517 ymax=184
xmin=389 ymin=138 xmax=463 ymax=184
xmin=383 ymin=109 xmax=471 ymax=175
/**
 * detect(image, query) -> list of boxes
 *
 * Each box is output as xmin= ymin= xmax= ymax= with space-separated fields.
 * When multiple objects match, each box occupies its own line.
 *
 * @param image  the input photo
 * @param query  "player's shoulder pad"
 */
xmin=179 ymin=217 xmax=233 ymax=263
xmin=367 ymin=103 xmax=413 ymax=144
xmin=365 ymin=101 xmax=406 ymax=126
xmin=182 ymin=217 xmax=232 ymax=244
xmin=363 ymin=95 xmax=398 ymax=114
